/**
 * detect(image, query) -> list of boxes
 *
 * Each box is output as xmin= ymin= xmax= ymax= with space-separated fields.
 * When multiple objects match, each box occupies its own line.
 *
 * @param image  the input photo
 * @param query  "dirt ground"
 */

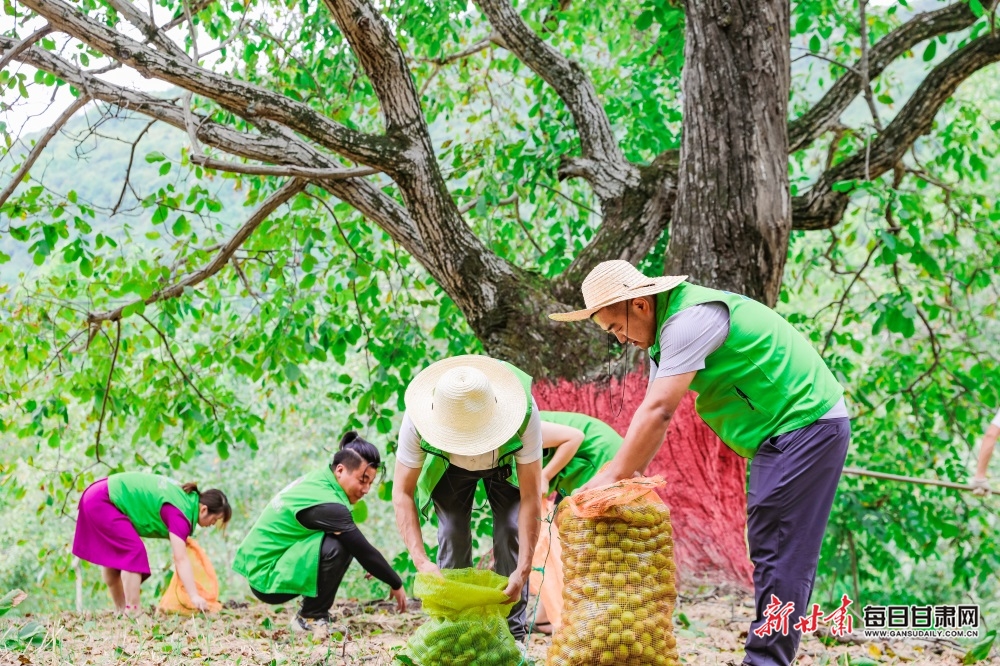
xmin=1 ymin=590 xmax=995 ymax=665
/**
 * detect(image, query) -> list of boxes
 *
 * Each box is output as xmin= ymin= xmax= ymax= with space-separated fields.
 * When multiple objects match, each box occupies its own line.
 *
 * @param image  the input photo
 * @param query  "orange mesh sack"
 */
xmin=158 ymin=538 xmax=223 ymax=614
xmin=546 ymin=476 xmax=679 ymax=666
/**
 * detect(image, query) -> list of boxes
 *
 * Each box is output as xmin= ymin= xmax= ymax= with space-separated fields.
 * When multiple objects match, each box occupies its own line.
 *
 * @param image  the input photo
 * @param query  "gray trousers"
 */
xmin=743 ymin=417 xmax=851 ymax=666
xmin=430 ymin=464 xmax=528 ymax=640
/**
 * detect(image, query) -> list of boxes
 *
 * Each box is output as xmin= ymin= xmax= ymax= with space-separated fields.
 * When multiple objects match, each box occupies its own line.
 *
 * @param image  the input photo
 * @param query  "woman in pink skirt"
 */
xmin=73 ymin=471 xmax=231 ymax=613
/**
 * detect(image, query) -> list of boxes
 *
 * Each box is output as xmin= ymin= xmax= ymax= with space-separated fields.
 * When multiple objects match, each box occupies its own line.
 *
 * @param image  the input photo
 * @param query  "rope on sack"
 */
xmin=842 ymin=467 xmax=999 ymax=495
xmin=520 ymin=497 xmax=559 ymax=666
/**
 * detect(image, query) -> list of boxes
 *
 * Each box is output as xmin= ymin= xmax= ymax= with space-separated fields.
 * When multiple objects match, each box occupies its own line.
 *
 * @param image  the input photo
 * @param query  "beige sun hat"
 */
xmin=404 ymin=355 xmax=527 ymax=457
xmin=548 ymin=260 xmax=687 ymax=322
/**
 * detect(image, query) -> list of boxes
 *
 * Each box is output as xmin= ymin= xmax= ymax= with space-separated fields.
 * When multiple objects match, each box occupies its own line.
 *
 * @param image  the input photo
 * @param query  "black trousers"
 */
xmin=251 ymin=534 xmax=353 ymax=619
xmin=431 ymin=464 xmax=528 ymax=640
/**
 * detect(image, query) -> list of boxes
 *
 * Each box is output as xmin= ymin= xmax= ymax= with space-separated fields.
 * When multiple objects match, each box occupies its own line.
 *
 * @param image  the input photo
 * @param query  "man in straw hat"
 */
xmin=551 ymin=260 xmax=851 ymax=666
xmin=392 ymin=355 xmax=543 ymax=641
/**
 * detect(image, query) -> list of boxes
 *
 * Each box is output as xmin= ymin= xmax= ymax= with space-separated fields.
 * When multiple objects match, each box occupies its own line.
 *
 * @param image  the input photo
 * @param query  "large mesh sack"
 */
xmin=158 ymin=538 xmax=223 ymax=614
xmin=400 ymin=568 xmax=524 ymax=666
xmin=547 ymin=476 xmax=679 ymax=666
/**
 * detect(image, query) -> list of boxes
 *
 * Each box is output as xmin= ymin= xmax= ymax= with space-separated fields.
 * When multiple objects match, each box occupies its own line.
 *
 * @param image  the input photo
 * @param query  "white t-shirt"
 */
xmin=992 ymin=408 xmax=1000 ymax=428
xmin=396 ymin=397 xmax=543 ymax=471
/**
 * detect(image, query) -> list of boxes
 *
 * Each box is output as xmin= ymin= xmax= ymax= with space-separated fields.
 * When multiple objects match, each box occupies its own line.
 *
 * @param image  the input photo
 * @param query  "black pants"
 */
xmin=251 ymin=534 xmax=353 ymax=619
xmin=431 ymin=464 xmax=528 ymax=640
xmin=742 ymin=417 xmax=851 ymax=666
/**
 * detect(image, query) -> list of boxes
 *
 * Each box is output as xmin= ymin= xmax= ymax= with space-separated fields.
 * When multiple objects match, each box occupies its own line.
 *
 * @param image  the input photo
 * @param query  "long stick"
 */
xmin=842 ymin=467 xmax=999 ymax=495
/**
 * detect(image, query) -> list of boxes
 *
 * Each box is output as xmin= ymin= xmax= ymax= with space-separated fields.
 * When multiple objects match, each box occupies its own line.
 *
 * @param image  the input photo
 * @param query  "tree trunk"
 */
xmin=667 ymin=0 xmax=792 ymax=305
xmin=643 ymin=0 xmax=792 ymax=587
xmin=534 ymin=373 xmax=754 ymax=587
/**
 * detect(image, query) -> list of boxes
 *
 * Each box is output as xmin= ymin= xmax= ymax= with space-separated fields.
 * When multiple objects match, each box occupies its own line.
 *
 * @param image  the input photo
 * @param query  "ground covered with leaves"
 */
xmin=1 ymin=591 xmax=994 ymax=666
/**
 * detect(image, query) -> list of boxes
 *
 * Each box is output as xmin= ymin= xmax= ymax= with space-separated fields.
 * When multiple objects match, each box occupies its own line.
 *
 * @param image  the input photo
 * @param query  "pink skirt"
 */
xmin=72 ymin=479 xmax=151 ymax=578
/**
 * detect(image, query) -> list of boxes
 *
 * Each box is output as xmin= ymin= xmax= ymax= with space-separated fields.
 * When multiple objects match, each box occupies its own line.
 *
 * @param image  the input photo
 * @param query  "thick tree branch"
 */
xmin=319 ymin=0 xmax=517 ymax=319
xmin=101 ymin=0 xmax=188 ymax=60
xmin=0 ymin=24 xmax=51 ymax=71
xmin=0 ymin=94 xmax=89 ymax=210
xmin=555 ymin=151 xmax=680 ymax=301
xmin=476 ymin=0 xmax=639 ymax=199
xmin=87 ymin=179 xmax=306 ymax=324
xmin=321 ymin=0 xmax=424 ymax=132
xmin=190 ymin=155 xmax=379 ymax=180
xmin=0 ymin=36 xmax=427 ymax=261
xmin=788 ymin=0 xmax=991 ymax=152
xmin=792 ymin=30 xmax=1000 ymax=230
xmin=18 ymin=0 xmax=397 ymax=169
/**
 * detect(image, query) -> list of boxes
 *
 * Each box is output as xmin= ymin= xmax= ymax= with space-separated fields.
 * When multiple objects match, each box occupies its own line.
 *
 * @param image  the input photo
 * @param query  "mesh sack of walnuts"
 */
xmin=546 ymin=476 xmax=679 ymax=666
xmin=399 ymin=568 xmax=525 ymax=666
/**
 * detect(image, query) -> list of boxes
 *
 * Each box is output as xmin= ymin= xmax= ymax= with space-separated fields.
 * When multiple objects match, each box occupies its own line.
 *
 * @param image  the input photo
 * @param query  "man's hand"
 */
xmin=389 ymin=587 xmax=408 ymax=612
xmin=540 ymin=472 xmax=551 ymax=497
xmin=416 ymin=560 xmax=442 ymax=576
xmin=577 ymin=467 xmax=628 ymax=494
xmin=971 ymin=476 xmax=991 ymax=497
xmin=502 ymin=569 xmax=527 ymax=604
xmin=188 ymin=594 xmax=210 ymax=612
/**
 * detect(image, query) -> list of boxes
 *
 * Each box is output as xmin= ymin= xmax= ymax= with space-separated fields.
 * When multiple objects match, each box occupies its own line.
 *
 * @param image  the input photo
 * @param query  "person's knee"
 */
xmin=101 ymin=568 xmax=120 ymax=585
xmin=320 ymin=536 xmax=351 ymax=565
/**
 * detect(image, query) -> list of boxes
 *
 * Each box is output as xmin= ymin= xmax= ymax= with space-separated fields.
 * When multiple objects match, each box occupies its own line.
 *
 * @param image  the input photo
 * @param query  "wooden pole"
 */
xmin=842 ymin=467 xmax=999 ymax=495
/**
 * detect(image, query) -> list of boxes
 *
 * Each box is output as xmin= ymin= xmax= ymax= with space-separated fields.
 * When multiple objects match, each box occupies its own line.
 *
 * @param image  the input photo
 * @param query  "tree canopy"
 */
xmin=1 ymin=0 xmax=999 ymax=612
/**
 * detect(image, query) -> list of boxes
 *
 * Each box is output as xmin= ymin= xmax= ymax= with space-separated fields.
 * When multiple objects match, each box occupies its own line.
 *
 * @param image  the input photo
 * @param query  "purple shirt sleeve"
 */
xmin=160 ymin=503 xmax=192 ymax=541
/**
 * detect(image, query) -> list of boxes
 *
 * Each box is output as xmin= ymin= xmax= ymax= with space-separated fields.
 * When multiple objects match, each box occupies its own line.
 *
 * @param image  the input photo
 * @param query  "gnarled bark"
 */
xmin=668 ymin=0 xmax=791 ymax=306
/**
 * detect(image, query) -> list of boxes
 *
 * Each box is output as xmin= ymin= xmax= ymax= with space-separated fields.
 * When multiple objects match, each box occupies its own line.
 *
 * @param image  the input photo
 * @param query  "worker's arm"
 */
xmin=503 ymin=458 xmax=542 ymax=603
xmin=168 ymin=533 xmax=208 ymax=611
xmin=974 ymin=424 xmax=999 ymax=480
xmin=391 ymin=460 xmax=440 ymax=575
xmin=579 ymin=371 xmax=695 ymax=492
xmin=972 ymin=424 xmax=999 ymax=495
xmin=540 ymin=422 xmax=584 ymax=493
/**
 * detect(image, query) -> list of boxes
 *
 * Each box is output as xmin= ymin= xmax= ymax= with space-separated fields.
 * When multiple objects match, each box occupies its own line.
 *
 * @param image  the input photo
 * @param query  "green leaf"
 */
xmin=809 ymin=35 xmax=821 ymax=53
xmin=377 ymin=481 xmax=393 ymax=502
xmin=923 ymin=40 xmax=936 ymax=61
xmin=636 ymin=10 xmax=654 ymax=31
xmin=351 ymin=499 xmax=368 ymax=524
xmin=965 ymin=631 xmax=996 ymax=663
xmin=171 ymin=215 xmax=191 ymax=236
xmin=969 ymin=0 xmax=985 ymax=18
xmin=283 ymin=362 xmax=303 ymax=382
xmin=0 ymin=590 xmax=27 ymax=617
xmin=152 ymin=205 xmax=169 ymax=225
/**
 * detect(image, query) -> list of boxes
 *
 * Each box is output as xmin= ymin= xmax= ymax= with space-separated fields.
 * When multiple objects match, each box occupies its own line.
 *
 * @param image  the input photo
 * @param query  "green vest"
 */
xmin=651 ymin=282 xmax=844 ymax=458
xmin=413 ymin=362 xmax=533 ymax=520
xmin=107 ymin=472 xmax=200 ymax=539
xmin=540 ymin=411 xmax=622 ymax=496
xmin=232 ymin=466 xmax=355 ymax=597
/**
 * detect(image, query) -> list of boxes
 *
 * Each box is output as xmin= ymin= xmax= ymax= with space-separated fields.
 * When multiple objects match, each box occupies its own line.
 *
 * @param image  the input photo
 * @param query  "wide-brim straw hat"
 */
xmin=404 ymin=355 xmax=527 ymax=457
xmin=549 ymin=260 xmax=687 ymax=322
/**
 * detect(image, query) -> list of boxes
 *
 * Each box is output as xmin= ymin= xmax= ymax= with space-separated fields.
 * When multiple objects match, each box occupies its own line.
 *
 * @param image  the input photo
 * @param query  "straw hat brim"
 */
xmin=548 ymin=275 xmax=688 ymax=322
xmin=404 ymin=355 xmax=528 ymax=457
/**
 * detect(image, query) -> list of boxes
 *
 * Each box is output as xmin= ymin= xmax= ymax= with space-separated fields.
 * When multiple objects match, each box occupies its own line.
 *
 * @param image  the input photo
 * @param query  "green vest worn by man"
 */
xmin=413 ymin=362 xmax=533 ymax=520
xmin=233 ymin=466 xmax=355 ymax=597
xmin=650 ymin=282 xmax=843 ymax=458
xmin=540 ymin=411 xmax=622 ymax=496
xmin=108 ymin=472 xmax=200 ymax=539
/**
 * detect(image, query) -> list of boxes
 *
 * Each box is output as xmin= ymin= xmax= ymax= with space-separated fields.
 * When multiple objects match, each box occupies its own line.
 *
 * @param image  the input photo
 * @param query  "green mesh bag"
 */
xmin=399 ymin=568 xmax=525 ymax=666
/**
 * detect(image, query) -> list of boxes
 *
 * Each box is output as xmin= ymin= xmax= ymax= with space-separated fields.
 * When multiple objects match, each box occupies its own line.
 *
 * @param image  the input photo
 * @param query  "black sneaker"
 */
xmin=290 ymin=614 xmax=331 ymax=638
